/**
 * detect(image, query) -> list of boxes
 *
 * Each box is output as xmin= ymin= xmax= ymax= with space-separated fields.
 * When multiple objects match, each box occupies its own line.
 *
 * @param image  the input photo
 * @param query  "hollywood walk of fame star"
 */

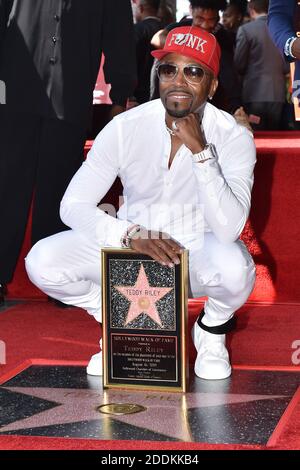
xmin=114 ymin=264 xmax=173 ymax=327
xmin=0 ymin=385 xmax=286 ymax=442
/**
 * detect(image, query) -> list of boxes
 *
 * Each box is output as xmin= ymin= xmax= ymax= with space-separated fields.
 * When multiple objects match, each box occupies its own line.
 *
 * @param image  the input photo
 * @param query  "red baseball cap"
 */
xmin=152 ymin=26 xmax=221 ymax=77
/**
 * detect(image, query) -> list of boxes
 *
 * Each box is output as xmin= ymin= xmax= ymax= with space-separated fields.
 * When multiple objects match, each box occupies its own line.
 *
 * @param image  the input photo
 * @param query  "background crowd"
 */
xmin=130 ymin=0 xmax=297 ymax=131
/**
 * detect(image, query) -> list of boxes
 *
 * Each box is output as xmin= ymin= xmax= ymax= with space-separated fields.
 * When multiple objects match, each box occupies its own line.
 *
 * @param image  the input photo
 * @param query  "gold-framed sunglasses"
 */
xmin=156 ymin=62 xmax=210 ymax=85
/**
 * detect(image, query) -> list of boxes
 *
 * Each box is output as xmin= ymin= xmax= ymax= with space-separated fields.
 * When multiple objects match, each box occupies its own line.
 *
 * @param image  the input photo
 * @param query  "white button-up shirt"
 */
xmin=60 ymin=99 xmax=256 ymax=247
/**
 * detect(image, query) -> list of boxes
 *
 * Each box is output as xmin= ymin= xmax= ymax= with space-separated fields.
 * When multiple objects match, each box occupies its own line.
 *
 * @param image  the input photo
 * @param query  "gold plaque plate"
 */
xmin=97 ymin=403 xmax=147 ymax=416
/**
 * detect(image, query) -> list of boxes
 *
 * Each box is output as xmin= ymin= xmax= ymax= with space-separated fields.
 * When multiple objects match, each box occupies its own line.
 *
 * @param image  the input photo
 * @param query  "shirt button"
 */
xmin=49 ymin=57 xmax=57 ymax=65
xmin=54 ymin=14 xmax=60 ymax=21
xmin=52 ymin=36 xmax=58 ymax=43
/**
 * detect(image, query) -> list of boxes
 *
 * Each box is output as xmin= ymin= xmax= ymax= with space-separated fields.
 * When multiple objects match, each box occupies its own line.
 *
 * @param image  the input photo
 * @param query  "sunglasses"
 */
xmin=156 ymin=62 xmax=210 ymax=85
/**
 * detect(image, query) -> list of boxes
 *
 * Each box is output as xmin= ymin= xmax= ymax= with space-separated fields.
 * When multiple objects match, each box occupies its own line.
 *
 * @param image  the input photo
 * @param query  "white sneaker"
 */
xmin=86 ymin=339 xmax=103 ymax=376
xmin=192 ymin=320 xmax=231 ymax=380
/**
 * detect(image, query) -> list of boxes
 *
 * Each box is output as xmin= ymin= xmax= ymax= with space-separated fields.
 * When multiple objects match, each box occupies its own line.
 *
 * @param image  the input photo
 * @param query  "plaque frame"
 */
xmin=101 ymin=248 xmax=188 ymax=392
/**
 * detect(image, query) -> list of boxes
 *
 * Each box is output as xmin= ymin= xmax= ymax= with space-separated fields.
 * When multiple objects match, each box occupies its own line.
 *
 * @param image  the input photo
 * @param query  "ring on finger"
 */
xmin=171 ymin=120 xmax=178 ymax=131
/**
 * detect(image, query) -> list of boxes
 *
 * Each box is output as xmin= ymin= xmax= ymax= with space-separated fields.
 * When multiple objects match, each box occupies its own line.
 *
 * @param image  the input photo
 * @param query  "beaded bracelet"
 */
xmin=284 ymin=36 xmax=297 ymax=59
xmin=120 ymin=224 xmax=141 ymax=248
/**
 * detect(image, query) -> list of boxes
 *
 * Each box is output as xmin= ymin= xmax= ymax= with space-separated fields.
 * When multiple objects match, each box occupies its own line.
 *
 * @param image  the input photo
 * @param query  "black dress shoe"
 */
xmin=47 ymin=296 xmax=74 ymax=308
xmin=0 ymin=283 xmax=7 ymax=306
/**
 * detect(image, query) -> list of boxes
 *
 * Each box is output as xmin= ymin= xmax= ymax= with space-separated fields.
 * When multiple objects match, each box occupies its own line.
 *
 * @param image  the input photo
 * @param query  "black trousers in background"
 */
xmin=0 ymin=108 xmax=86 ymax=283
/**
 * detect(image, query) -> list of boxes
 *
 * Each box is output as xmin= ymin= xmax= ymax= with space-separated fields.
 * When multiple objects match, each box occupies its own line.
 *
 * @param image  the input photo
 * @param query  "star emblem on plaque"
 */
xmin=101 ymin=249 xmax=188 ymax=392
xmin=113 ymin=263 xmax=174 ymax=329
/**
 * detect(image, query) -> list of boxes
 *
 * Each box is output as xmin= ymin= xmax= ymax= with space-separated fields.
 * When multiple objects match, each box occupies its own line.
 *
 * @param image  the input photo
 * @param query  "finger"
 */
xmin=151 ymin=242 xmax=176 ymax=267
xmin=163 ymin=236 xmax=184 ymax=254
xmin=148 ymin=245 xmax=173 ymax=267
xmin=153 ymin=239 xmax=181 ymax=266
xmin=132 ymin=241 xmax=167 ymax=266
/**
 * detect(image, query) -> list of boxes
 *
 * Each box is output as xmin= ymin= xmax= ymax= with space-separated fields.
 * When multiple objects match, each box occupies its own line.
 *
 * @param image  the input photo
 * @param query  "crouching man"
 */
xmin=26 ymin=26 xmax=256 ymax=380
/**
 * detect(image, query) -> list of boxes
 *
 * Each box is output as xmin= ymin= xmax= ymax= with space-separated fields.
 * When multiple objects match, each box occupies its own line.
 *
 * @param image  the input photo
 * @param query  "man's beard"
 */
xmin=165 ymin=101 xmax=193 ymax=118
xmin=166 ymin=101 xmax=206 ymax=119
xmin=166 ymin=107 xmax=192 ymax=118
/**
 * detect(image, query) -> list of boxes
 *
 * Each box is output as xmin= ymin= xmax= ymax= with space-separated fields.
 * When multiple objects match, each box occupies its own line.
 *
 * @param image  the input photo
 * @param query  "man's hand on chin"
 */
xmin=168 ymin=113 xmax=206 ymax=153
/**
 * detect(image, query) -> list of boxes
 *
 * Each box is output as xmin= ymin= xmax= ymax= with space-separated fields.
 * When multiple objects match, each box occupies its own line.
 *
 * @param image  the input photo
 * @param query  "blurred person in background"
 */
xmin=222 ymin=0 xmax=249 ymax=39
xmin=268 ymin=0 xmax=300 ymax=81
xmin=158 ymin=0 xmax=176 ymax=26
xmin=0 ymin=0 xmax=136 ymax=305
xmin=235 ymin=0 xmax=289 ymax=130
xmin=268 ymin=0 xmax=300 ymax=126
xmin=130 ymin=0 xmax=162 ymax=107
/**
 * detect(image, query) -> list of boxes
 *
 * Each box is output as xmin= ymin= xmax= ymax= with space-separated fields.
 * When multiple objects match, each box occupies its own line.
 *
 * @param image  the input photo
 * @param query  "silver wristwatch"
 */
xmin=192 ymin=143 xmax=217 ymax=163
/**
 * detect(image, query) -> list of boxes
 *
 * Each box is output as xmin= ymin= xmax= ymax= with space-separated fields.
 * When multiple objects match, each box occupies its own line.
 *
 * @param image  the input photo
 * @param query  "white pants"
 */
xmin=25 ymin=231 xmax=256 ymax=327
